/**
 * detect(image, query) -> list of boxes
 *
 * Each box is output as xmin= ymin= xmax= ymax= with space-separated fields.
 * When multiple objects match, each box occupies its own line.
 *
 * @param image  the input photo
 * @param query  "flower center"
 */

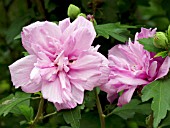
xmin=131 ymin=65 xmax=142 ymax=72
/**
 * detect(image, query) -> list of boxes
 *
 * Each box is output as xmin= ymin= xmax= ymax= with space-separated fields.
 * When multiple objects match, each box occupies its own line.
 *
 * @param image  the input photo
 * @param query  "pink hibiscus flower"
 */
xmin=100 ymin=28 xmax=170 ymax=106
xmin=9 ymin=16 xmax=109 ymax=110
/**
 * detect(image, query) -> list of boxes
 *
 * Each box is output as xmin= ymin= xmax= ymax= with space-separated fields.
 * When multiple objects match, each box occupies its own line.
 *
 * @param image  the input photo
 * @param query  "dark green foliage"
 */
xmin=63 ymin=107 xmax=81 ymax=128
xmin=142 ymin=78 xmax=170 ymax=127
xmin=110 ymin=99 xmax=151 ymax=120
xmin=0 ymin=92 xmax=31 ymax=116
xmin=95 ymin=23 xmax=138 ymax=42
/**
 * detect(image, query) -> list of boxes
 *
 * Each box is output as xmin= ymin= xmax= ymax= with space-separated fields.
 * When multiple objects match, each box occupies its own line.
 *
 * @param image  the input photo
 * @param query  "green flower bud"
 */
xmin=67 ymin=4 xmax=81 ymax=19
xmin=153 ymin=32 xmax=168 ymax=48
xmin=167 ymin=25 xmax=170 ymax=41
xmin=77 ymin=13 xmax=86 ymax=18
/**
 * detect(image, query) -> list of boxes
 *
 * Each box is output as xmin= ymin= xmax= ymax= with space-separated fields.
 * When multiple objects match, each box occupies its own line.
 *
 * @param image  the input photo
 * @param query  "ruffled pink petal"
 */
xmin=42 ymin=78 xmax=62 ymax=103
xmin=70 ymin=79 xmax=85 ymax=92
xmin=135 ymin=28 xmax=156 ymax=40
xmin=58 ymin=71 xmax=67 ymax=89
xmin=116 ymin=76 xmax=148 ymax=85
xmin=156 ymin=57 xmax=170 ymax=80
xmin=71 ymin=85 xmax=84 ymax=104
xmin=22 ymin=21 xmax=62 ymax=56
xmin=30 ymin=67 xmax=41 ymax=84
xmin=69 ymin=50 xmax=104 ymax=90
xmin=71 ymin=28 xmax=96 ymax=54
xmin=117 ymin=86 xmax=136 ymax=106
xmin=100 ymin=79 xmax=119 ymax=103
xmin=63 ymin=36 xmax=76 ymax=56
xmin=148 ymin=61 xmax=157 ymax=78
xmin=62 ymin=16 xmax=96 ymax=48
xmin=9 ymin=55 xmax=39 ymax=88
xmin=59 ymin=18 xmax=70 ymax=33
xmin=21 ymin=82 xmax=42 ymax=93
xmin=54 ymin=101 xmax=77 ymax=111
xmin=70 ymin=51 xmax=102 ymax=70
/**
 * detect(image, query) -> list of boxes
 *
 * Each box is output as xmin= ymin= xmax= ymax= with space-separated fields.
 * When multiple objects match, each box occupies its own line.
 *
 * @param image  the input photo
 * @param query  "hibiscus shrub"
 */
xmin=1 ymin=1 xmax=170 ymax=128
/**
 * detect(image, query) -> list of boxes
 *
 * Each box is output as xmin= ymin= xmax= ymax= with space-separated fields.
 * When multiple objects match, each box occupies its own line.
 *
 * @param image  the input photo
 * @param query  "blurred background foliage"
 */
xmin=0 ymin=0 xmax=170 ymax=127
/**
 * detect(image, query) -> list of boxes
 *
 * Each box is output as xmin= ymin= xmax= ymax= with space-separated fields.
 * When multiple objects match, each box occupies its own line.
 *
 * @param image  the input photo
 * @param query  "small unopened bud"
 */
xmin=77 ymin=13 xmax=86 ymax=18
xmin=67 ymin=4 xmax=81 ymax=19
xmin=86 ymin=14 xmax=97 ymax=26
xmin=153 ymin=32 xmax=168 ymax=48
xmin=167 ymin=25 xmax=170 ymax=41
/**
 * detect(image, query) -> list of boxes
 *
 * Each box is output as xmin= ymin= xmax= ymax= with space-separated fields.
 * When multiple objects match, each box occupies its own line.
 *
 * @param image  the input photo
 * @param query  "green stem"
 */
xmin=31 ymin=97 xmax=41 ymax=100
xmin=105 ymin=111 xmax=114 ymax=118
xmin=30 ymin=97 xmax=44 ymax=128
xmin=95 ymin=88 xmax=105 ymax=128
xmin=146 ymin=112 xmax=153 ymax=128
xmin=43 ymin=111 xmax=57 ymax=119
xmin=36 ymin=0 xmax=45 ymax=16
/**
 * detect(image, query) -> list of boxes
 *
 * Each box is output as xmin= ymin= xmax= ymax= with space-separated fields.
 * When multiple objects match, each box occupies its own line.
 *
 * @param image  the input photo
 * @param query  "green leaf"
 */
xmin=18 ymin=105 xmax=34 ymax=121
xmin=84 ymin=90 xmax=96 ymax=110
xmin=0 ymin=92 xmax=31 ymax=116
xmin=105 ymin=114 xmax=125 ymax=128
xmin=159 ymin=111 xmax=170 ymax=128
xmin=154 ymin=51 xmax=168 ymax=58
xmin=14 ymin=34 xmax=21 ymax=40
xmin=60 ymin=126 xmax=72 ymax=128
xmin=110 ymin=99 xmax=151 ymax=119
xmin=80 ymin=111 xmax=100 ymax=128
xmin=138 ymin=38 xmax=163 ymax=53
xmin=19 ymin=120 xmax=27 ymax=126
xmin=63 ymin=107 xmax=81 ymax=128
xmin=95 ymin=23 xmax=137 ymax=42
xmin=10 ymin=92 xmax=31 ymax=115
xmin=142 ymin=78 xmax=170 ymax=128
xmin=22 ymin=52 xmax=29 ymax=56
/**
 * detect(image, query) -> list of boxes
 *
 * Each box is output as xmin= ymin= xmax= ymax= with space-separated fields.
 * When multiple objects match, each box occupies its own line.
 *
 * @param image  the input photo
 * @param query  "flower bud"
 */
xmin=153 ymin=32 xmax=168 ymax=48
xmin=67 ymin=4 xmax=81 ymax=19
xmin=167 ymin=25 xmax=170 ymax=41
xmin=77 ymin=13 xmax=86 ymax=18
xmin=86 ymin=14 xmax=97 ymax=26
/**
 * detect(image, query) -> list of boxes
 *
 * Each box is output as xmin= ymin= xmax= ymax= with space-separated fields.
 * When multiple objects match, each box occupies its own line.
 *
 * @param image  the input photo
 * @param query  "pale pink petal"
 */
xmin=58 ymin=71 xmax=67 ymax=89
xmin=22 ymin=21 xmax=62 ymax=55
xmin=69 ymin=66 xmax=101 ymax=90
xmin=63 ymin=36 xmax=76 ymax=56
xmin=70 ymin=51 xmax=102 ymax=70
xmin=54 ymin=101 xmax=77 ymax=111
xmin=98 ymin=65 xmax=110 ymax=85
xmin=9 ymin=55 xmax=38 ymax=88
xmin=117 ymin=86 xmax=136 ymax=106
xmin=71 ymin=86 xmax=84 ymax=104
xmin=21 ymin=82 xmax=42 ymax=93
xmin=30 ymin=67 xmax=41 ymax=84
xmin=62 ymin=16 xmax=96 ymax=48
xmin=42 ymin=78 xmax=62 ymax=103
xmin=148 ymin=61 xmax=157 ymax=78
xmin=156 ymin=57 xmax=170 ymax=80
xmin=59 ymin=18 xmax=70 ymax=33
xmin=116 ymin=75 xmax=148 ymax=85
xmin=70 ymin=79 xmax=85 ymax=92
xmin=71 ymin=28 xmax=95 ymax=54
xmin=135 ymin=28 xmax=156 ymax=40
xmin=100 ymin=79 xmax=119 ymax=103
xmin=40 ymin=67 xmax=57 ymax=82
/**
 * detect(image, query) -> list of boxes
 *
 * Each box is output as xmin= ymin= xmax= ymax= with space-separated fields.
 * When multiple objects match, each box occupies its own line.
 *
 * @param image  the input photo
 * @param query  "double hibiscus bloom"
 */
xmin=9 ymin=16 xmax=170 ymax=110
